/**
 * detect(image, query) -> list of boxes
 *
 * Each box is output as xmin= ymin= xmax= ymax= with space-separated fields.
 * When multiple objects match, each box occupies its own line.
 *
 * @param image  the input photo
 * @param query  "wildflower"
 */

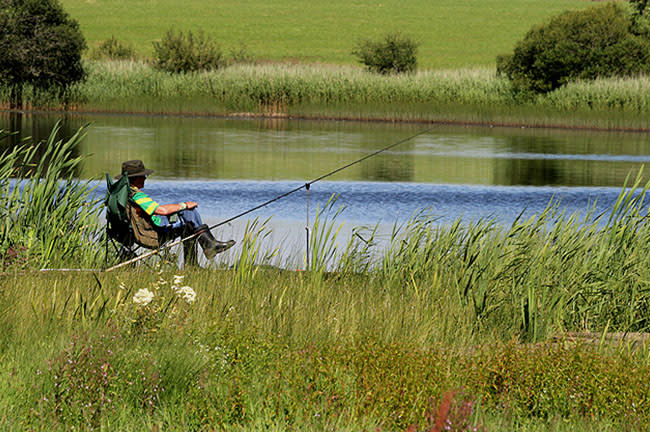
xmin=176 ymin=286 xmax=196 ymax=304
xmin=173 ymin=275 xmax=184 ymax=286
xmin=133 ymin=288 xmax=154 ymax=306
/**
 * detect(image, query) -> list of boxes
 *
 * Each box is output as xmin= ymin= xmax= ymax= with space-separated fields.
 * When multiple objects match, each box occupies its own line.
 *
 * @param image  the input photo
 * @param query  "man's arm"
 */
xmin=153 ymin=201 xmax=198 ymax=216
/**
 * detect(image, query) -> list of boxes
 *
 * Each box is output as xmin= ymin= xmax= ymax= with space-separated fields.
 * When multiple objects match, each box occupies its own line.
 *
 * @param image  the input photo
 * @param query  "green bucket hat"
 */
xmin=115 ymin=160 xmax=154 ymax=180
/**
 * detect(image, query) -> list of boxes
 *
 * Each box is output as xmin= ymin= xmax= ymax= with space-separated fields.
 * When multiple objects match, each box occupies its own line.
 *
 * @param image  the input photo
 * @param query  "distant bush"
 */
xmin=497 ymin=3 xmax=650 ymax=93
xmin=352 ymin=32 xmax=419 ymax=74
xmin=91 ymin=36 xmax=136 ymax=60
xmin=153 ymin=29 xmax=223 ymax=73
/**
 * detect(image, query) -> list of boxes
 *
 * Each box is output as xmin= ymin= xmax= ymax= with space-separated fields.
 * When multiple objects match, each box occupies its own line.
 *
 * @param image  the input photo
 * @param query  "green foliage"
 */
xmin=0 ymin=122 xmax=103 ymax=269
xmin=630 ymin=0 xmax=649 ymax=16
xmin=0 ymin=0 xmax=86 ymax=108
xmin=352 ymin=32 xmax=419 ymax=74
xmin=232 ymin=217 xmax=278 ymax=286
xmin=43 ymin=330 xmax=121 ymax=428
xmin=497 ymin=3 xmax=650 ymax=93
xmin=91 ymin=36 xmax=137 ymax=60
xmin=308 ymin=195 xmax=345 ymax=273
xmin=3 ymin=167 xmax=650 ymax=428
xmin=153 ymin=28 xmax=223 ymax=73
xmin=466 ymin=342 xmax=650 ymax=422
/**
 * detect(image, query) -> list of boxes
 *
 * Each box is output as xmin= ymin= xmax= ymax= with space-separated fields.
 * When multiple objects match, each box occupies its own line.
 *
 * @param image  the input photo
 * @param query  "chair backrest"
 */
xmin=104 ymin=174 xmax=134 ymax=247
xmin=126 ymin=203 xmax=161 ymax=249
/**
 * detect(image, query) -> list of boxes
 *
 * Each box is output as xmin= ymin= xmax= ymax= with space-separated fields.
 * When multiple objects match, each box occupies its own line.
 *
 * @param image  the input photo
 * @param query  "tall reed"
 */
xmin=0 ymin=122 xmax=104 ymax=269
xmin=4 ymin=60 xmax=650 ymax=128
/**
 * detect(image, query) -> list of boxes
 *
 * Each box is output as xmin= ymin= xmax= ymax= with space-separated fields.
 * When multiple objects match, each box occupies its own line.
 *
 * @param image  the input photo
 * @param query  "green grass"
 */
xmin=4 ymin=124 xmax=650 ymax=430
xmin=2 ymin=266 xmax=650 ymax=430
xmin=60 ymin=0 xmax=591 ymax=69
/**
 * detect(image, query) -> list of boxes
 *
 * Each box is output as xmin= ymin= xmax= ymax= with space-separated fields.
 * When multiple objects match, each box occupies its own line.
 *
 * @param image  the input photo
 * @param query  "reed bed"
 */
xmin=4 ymin=60 xmax=650 ymax=129
xmin=0 ymin=123 xmax=103 ymax=269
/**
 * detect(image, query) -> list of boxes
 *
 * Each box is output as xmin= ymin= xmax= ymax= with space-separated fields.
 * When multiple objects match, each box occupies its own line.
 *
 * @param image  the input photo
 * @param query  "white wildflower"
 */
xmin=171 ymin=275 xmax=185 ymax=292
xmin=176 ymin=286 xmax=196 ymax=304
xmin=133 ymin=288 xmax=154 ymax=306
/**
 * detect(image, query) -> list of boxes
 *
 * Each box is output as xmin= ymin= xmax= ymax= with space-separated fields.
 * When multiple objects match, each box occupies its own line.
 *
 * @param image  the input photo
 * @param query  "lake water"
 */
xmin=2 ymin=112 xmax=650 ymax=266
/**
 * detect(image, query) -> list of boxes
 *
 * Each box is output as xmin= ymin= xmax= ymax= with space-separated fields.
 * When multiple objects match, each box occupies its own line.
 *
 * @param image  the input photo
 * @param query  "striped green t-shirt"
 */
xmin=131 ymin=186 xmax=163 ymax=226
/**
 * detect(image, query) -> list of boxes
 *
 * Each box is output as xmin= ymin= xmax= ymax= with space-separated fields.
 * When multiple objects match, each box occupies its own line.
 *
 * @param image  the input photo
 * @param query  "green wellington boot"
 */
xmin=196 ymin=225 xmax=235 ymax=259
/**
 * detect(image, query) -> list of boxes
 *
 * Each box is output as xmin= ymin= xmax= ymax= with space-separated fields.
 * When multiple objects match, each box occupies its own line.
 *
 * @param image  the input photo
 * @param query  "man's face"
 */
xmin=130 ymin=176 xmax=146 ymax=188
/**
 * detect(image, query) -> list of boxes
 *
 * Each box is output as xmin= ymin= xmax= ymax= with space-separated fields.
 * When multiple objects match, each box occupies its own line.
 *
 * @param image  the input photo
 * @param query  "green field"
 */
xmin=4 ymin=1 xmax=647 ymax=129
xmin=60 ymin=0 xmax=590 ymax=69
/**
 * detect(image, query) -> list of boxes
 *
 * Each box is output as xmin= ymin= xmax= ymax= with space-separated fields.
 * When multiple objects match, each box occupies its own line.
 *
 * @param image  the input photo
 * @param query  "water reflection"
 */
xmin=494 ymin=136 xmax=562 ymax=186
xmin=1 ymin=112 xmax=650 ymax=188
xmin=360 ymin=141 xmax=415 ymax=182
xmin=0 ymin=112 xmax=83 ymax=177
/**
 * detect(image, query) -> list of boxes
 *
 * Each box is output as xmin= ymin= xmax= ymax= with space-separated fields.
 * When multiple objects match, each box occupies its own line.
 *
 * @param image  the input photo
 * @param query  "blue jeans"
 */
xmin=156 ymin=209 xmax=204 ymax=234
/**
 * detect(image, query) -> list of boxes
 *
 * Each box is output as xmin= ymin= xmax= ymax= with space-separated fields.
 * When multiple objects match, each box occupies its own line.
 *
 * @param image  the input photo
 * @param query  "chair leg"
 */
xmin=183 ymin=237 xmax=199 ymax=267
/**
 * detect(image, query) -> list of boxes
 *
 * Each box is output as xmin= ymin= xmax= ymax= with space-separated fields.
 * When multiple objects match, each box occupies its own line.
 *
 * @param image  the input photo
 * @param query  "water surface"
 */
xmin=2 ymin=112 xmax=649 ymax=264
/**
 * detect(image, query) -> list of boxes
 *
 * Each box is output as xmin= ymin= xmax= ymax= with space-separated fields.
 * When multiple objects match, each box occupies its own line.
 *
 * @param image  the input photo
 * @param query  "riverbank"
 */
xmin=3 ymin=126 xmax=650 ymax=430
xmin=2 ymin=60 xmax=650 ymax=131
xmin=2 ymin=268 xmax=649 ymax=431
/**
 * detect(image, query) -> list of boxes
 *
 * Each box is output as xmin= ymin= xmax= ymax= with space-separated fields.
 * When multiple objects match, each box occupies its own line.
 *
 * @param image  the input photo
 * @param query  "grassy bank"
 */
xmin=2 ymin=267 xmax=650 ymax=430
xmin=4 ymin=61 xmax=650 ymax=130
xmin=60 ymin=0 xmax=590 ymax=69
xmin=3 ymin=126 xmax=650 ymax=430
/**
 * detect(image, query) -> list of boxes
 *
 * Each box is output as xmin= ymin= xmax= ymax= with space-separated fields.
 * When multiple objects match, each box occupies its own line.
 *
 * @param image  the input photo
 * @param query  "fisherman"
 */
xmin=117 ymin=159 xmax=235 ymax=259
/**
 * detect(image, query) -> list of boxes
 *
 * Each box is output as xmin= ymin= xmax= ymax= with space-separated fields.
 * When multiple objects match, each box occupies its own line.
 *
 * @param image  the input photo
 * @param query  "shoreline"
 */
xmin=3 ymin=106 xmax=650 ymax=134
xmin=2 ymin=61 xmax=650 ymax=134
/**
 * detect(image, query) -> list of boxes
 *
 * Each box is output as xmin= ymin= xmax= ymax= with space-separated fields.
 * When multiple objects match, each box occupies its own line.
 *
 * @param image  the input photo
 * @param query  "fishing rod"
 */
xmin=104 ymin=126 xmax=435 ymax=272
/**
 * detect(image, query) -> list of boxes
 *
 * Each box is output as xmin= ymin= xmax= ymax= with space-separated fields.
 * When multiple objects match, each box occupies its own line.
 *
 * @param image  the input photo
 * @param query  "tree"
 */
xmin=0 ymin=0 xmax=86 ymax=109
xmin=497 ymin=3 xmax=650 ymax=93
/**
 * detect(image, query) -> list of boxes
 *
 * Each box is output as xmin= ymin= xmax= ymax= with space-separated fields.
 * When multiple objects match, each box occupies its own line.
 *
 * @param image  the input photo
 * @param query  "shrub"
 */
xmin=91 ymin=36 xmax=137 ymax=60
xmin=153 ymin=28 xmax=223 ymax=73
xmin=497 ymin=3 xmax=650 ymax=93
xmin=352 ymin=32 xmax=419 ymax=74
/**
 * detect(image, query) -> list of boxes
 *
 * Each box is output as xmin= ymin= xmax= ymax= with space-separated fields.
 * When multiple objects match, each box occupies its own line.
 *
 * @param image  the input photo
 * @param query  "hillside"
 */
xmin=61 ymin=0 xmax=591 ymax=69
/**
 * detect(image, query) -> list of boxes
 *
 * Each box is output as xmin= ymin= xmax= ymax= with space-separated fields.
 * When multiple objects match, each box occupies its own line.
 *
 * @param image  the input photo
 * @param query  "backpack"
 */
xmin=104 ymin=174 xmax=160 ymax=249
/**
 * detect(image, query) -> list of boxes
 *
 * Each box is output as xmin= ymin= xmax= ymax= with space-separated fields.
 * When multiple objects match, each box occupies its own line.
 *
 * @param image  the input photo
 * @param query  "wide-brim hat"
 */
xmin=115 ymin=160 xmax=154 ymax=180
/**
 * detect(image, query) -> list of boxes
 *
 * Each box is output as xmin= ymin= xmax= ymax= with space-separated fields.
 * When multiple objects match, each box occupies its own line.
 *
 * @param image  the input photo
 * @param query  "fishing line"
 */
xmin=305 ymin=183 xmax=310 ymax=272
xmin=104 ymin=126 xmax=435 ymax=272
